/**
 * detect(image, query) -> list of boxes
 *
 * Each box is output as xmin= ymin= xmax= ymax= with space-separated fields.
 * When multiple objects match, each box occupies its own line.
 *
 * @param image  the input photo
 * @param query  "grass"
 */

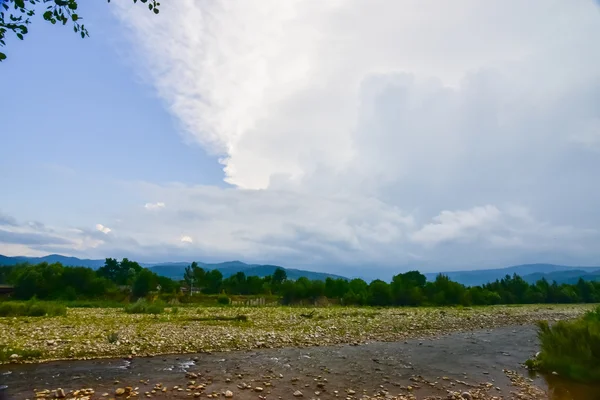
xmin=0 ymin=345 xmax=42 ymax=362
xmin=124 ymin=299 xmax=165 ymax=315
xmin=0 ymin=301 xmax=66 ymax=317
xmin=530 ymin=306 xmax=600 ymax=383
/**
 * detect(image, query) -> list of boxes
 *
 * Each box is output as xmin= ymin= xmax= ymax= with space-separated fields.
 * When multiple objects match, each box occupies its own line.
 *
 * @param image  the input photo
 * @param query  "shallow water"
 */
xmin=540 ymin=374 xmax=600 ymax=400
xmin=0 ymin=325 xmax=598 ymax=399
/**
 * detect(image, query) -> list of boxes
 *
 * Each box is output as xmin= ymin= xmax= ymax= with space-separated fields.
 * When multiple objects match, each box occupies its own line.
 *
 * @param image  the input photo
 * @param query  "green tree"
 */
xmin=272 ymin=268 xmax=287 ymax=285
xmin=204 ymin=269 xmax=223 ymax=294
xmin=0 ymin=0 xmax=160 ymax=61
xmin=368 ymin=280 xmax=392 ymax=306
xmin=183 ymin=262 xmax=196 ymax=296
xmin=192 ymin=263 xmax=206 ymax=291
xmin=131 ymin=268 xmax=158 ymax=298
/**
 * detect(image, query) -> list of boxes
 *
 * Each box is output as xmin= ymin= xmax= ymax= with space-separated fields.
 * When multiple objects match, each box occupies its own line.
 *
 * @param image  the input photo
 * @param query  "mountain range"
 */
xmin=1 ymin=254 xmax=599 ymax=285
xmin=424 ymin=263 xmax=600 ymax=286
xmin=0 ymin=254 xmax=345 ymax=281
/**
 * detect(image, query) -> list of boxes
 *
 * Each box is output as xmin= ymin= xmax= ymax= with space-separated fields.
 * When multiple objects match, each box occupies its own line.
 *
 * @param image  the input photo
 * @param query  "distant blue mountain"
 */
xmin=0 ymin=254 xmax=346 ymax=281
xmin=0 ymin=254 xmax=105 ymax=269
xmin=425 ymin=263 xmax=600 ymax=286
xmin=521 ymin=269 xmax=600 ymax=285
xmin=148 ymin=261 xmax=346 ymax=281
xmin=3 ymin=255 xmax=599 ymax=285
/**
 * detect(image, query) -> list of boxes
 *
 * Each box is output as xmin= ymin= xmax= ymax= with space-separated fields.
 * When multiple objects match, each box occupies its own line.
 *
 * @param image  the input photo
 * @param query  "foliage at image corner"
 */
xmin=0 ymin=0 xmax=160 ymax=61
xmin=527 ymin=305 xmax=600 ymax=383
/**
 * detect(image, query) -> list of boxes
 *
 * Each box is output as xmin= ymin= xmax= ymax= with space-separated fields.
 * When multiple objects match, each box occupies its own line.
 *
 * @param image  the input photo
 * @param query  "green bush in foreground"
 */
xmin=123 ymin=299 xmax=164 ymax=315
xmin=0 ymin=301 xmax=66 ymax=317
xmin=531 ymin=305 xmax=600 ymax=383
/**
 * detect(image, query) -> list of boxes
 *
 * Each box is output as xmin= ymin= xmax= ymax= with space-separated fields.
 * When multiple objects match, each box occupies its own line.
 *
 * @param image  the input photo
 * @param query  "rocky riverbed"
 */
xmin=0 ymin=305 xmax=593 ymax=364
xmin=2 ymin=325 xmax=599 ymax=400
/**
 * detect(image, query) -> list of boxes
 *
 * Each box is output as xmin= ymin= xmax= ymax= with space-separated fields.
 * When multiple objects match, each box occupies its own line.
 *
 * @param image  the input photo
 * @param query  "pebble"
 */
xmin=225 ymin=390 xmax=233 ymax=398
xmin=293 ymin=390 xmax=303 ymax=397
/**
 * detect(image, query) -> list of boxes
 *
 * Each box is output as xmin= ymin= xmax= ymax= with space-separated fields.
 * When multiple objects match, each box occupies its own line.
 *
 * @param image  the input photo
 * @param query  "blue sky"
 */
xmin=1 ymin=0 xmax=600 ymax=275
xmin=1 ymin=2 xmax=225 ymax=220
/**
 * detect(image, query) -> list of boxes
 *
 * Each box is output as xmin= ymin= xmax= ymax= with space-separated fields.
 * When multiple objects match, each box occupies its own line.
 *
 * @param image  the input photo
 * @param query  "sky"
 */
xmin=1 ymin=0 xmax=600 ymax=276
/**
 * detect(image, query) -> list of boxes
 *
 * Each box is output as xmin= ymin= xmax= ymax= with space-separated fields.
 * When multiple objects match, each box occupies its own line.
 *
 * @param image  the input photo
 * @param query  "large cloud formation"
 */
xmin=2 ymin=1 xmax=599 ymax=274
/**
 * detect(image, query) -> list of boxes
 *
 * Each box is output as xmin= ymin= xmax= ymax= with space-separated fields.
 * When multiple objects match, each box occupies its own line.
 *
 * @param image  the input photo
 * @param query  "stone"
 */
xmin=461 ymin=392 xmax=473 ymax=400
xmin=293 ymin=390 xmax=303 ymax=397
xmin=55 ymin=389 xmax=66 ymax=398
xmin=347 ymin=389 xmax=356 ymax=395
xmin=115 ymin=388 xmax=126 ymax=396
xmin=254 ymin=387 xmax=264 ymax=392
xmin=225 ymin=390 xmax=233 ymax=398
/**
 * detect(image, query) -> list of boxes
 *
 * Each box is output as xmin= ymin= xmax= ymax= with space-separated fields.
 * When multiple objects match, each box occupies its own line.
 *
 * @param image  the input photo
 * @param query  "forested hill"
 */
xmin=0 ymin=255 xmax=345 ymax=281
xmin=0 ymin=254 xmax=105 ymax=269
xmin=425 ymin=264 xmax=600 ymax=286
xmin=149 ymin=261 xmax=345 ymax=281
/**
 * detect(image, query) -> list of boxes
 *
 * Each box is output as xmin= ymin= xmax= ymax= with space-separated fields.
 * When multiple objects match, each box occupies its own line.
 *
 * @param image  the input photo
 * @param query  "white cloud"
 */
xmin=95 ymin=224 xmax=112 ymax=234
xmin=99 ymin=0 xmax=600 ymax=270
xmin=180 ymin=235 xmax=193 ymax=244
xmin=4 ymin=1 xmax=597 ymax=272
xmin=144 ymin=202 xmax=166 ymax=211
xmin=115 ymin=0 xmax=600 ymax=191
xmin=411 ymin=206 xmax=502 ymax=246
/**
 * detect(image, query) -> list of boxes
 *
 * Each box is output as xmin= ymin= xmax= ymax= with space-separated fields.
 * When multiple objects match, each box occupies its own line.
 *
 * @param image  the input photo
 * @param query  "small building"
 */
xmin=0 ymin=285 xmax=15 ymax=296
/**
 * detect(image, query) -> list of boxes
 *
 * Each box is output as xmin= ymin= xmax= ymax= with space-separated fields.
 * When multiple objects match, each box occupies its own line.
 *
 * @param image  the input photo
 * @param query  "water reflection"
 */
xmin=542 ymin=373 xmax=600 ymax=400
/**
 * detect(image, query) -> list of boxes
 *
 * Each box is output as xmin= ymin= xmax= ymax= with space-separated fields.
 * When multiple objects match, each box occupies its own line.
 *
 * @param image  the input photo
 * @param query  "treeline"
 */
xmin=0 ymin=259 xmax=177 ymax=300
xmin=1 ymin=259 xmax=600 ymax=306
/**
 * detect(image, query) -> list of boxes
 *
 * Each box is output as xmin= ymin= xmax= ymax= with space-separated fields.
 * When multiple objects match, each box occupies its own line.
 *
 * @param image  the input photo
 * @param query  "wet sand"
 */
xmin=1 ymin=326 xmax=598 ymax=400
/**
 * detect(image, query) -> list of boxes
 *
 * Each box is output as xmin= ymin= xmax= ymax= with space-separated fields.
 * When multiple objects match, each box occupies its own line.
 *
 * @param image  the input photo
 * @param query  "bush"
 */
xmin=532 ymin=306 xmax=600 ymax=383
xmin=217 ymin=293 xmax=230 ymax=305
xmin=0 ymin=301 xmax=66 ymax=317
xmin=124 ymin=299 xmax=164 ymax=315
xmin=107 ymin=331 xmax=119 ymax=344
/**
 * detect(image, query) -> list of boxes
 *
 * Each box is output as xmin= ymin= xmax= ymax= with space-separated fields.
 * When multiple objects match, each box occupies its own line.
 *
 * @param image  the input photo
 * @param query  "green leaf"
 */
xmin=72 ymin=14 xmax=78 ymax=22
xmin=0 ymin=52 xmax=6 ymax=61
xmin=16 ymin=33 xmax=23 ymax=40
xmin=43 ymin=10 xmax=52 ymax=20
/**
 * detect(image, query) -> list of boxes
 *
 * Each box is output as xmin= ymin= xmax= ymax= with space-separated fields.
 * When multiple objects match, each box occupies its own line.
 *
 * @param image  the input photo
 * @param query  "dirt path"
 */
xmin=1 ymin=326 xmax=598 ymax=400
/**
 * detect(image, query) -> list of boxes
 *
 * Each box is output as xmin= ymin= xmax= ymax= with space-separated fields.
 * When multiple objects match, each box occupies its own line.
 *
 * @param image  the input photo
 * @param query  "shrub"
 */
xmin=171 ymin=306 xmax=179 ymax=315
xmin=217 ymin=293 xmax=230 ymax=305
xmin=532 ymin=306 xmax=600 ymax=383
xmin=0 ymin=301 xmax=66 ymax=317
xmin=124 ymin=299 xmax=164 ymax=315
xmin=107 ymin=332 xmax=119 ymax=344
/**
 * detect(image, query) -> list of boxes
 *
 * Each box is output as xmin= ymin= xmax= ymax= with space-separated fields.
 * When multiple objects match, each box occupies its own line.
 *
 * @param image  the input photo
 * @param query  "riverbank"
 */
xmin=2 ymin=325 xmax=599 ymax=400
xmin=0 ymin=304 xmax=594 ymax=364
